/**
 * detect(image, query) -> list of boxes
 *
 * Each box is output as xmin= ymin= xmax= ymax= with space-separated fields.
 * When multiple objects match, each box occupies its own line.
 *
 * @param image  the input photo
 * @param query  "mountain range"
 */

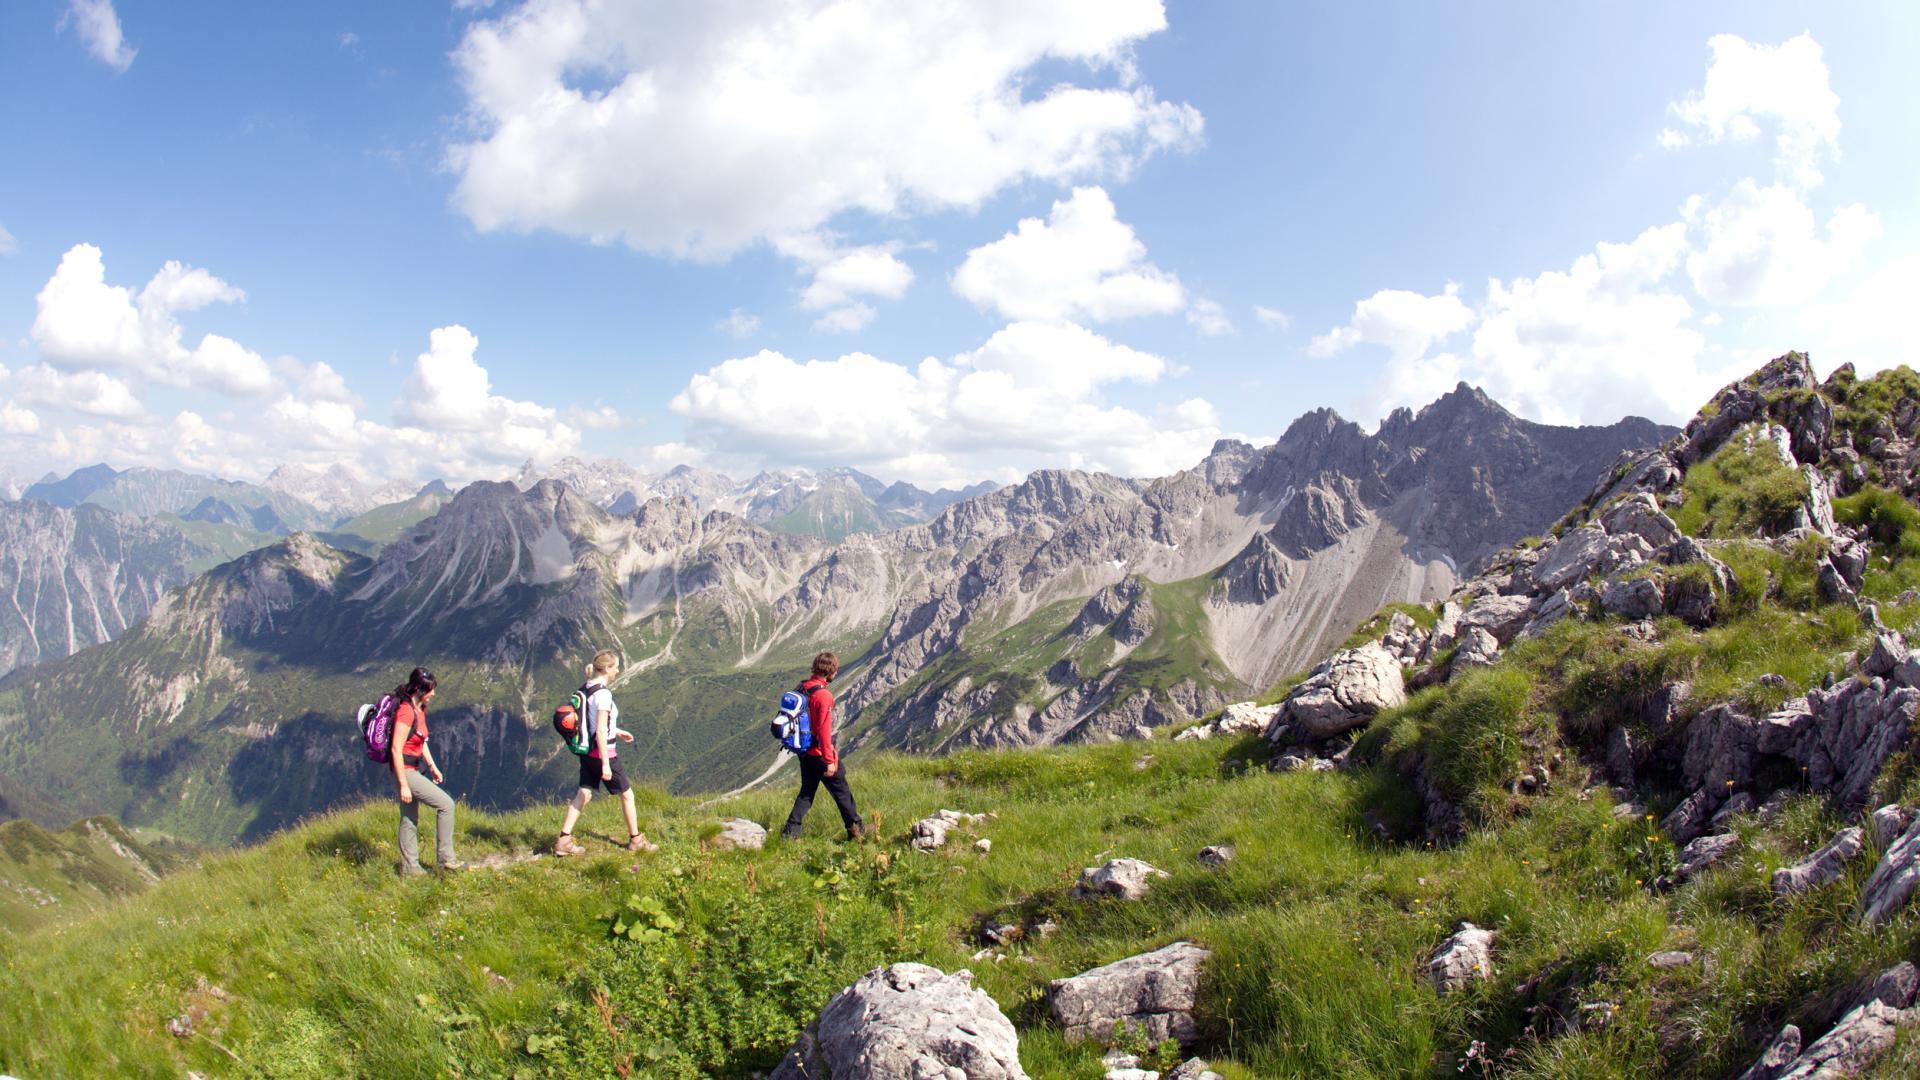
xmin=0 ymin=383 xmax=1671 ymax=844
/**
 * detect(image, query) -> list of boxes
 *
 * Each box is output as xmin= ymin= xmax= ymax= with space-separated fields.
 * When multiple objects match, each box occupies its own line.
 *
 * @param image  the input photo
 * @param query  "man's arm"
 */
xmin=815 ymin=688 xmax=839 ymax=775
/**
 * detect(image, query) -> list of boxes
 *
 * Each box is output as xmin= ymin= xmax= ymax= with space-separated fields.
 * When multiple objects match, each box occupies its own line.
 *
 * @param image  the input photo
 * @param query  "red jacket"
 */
xmin=800 ymin=676 xmax=839 ymax=768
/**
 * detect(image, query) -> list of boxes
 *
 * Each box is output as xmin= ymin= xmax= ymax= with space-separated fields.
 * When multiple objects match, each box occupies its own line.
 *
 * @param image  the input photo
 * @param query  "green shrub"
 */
xmin=1834 ymin=486 xmax=1920 ymax=559
xmin=1671 ymin=430 xmax=1809 ymax=538
xmin=1382 ymin=667 xmax=1541 ymax=824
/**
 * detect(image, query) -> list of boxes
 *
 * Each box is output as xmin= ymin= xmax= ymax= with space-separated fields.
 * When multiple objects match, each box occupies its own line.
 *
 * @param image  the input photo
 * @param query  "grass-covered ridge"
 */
xmin=6 ymin=734 xmax=1899 ymax=1080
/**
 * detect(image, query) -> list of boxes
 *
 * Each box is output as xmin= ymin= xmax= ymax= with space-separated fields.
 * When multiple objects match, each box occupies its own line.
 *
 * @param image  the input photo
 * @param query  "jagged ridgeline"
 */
xmin=0 ymin=386 xmax=1668 ymax=845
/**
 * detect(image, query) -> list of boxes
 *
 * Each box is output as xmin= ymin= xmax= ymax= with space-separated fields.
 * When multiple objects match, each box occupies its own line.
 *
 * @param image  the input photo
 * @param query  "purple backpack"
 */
xmin=358 ymin=694 xmax=401 ymax=764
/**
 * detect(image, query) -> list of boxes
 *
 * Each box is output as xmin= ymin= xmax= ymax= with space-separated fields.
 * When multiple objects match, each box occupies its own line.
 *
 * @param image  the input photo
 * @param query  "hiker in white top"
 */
xmin=555 ymin=649 xmax=652 ymax=855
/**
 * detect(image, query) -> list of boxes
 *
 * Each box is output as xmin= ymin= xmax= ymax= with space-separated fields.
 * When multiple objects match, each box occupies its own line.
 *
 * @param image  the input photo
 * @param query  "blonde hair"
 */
xmin=585 ymin=649 xmax=620 ymax=680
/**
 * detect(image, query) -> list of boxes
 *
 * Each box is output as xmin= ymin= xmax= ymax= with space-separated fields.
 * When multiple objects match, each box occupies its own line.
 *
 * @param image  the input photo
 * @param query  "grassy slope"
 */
xmin=863 ymin=573 xmax=1248 ymax=753
xmin=0 ymin=817 xmax=195 ymax=936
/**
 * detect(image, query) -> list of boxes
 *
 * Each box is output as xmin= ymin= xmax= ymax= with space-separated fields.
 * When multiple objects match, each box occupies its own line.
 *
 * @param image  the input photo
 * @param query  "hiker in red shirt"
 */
xmin=387 ymin=666 xmax=464 ymax=875
xmin=779 ymin=652 xmax=865 ymax=841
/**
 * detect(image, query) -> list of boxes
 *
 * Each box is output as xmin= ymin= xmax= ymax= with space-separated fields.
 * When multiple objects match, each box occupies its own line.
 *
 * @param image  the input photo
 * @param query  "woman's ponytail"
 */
xmin=390 ymin=666 xmax=437 ymax=707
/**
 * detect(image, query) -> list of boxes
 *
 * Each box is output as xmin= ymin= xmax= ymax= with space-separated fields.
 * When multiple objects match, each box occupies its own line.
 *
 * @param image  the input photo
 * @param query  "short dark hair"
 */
xmin=811 ymin=652 xmax=839 ymax=680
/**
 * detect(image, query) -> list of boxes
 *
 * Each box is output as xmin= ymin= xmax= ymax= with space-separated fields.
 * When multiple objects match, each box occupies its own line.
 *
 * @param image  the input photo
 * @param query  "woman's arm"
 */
xmin=422 ymin=742 xmax=442 ymax=784
xmin=391 ymin=712 xmax=414 ymax=803
xmin=594 ymin=692 xmax=612 ymax=778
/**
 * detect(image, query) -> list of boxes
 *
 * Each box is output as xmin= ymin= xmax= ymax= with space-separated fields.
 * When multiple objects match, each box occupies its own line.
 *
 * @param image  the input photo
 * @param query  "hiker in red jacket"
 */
xmin=780 ymin=652 xmax=865 ymax=841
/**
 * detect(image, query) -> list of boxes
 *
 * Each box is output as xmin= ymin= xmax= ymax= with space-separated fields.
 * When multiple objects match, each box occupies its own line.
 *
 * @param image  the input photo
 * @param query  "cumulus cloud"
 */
xmin=1684 ymin=181 xmax=1879 ymax=306
xmin=953 ymin=186 xmax=1185 ymax=323
xmin=567 ymin=404 xmax=624 ymax=430
xmin=62 ymin=0 xmax=136 ymax=73
xmin=775 ymin=233 xmax=914 ymax=332
xmin=1311 ymin=284 xmax=1474 ymax=362
xmin=0 ymin=399 xmax=40 ymax=436
xmin=447 ymin=1 xmax=1201 ymax=260
xmin=1661 ymin=33 xmax=1840 ymax=188
xmin=1796 ymin=255 xmax=1920 ymax=378
xmin=393 ymin=325 xmax=582 ymax=468
xmin=1253 ymin=305 xmax=1291 ymax=329
xmin=670 ymin=319 xmax=1216 ymax=485
xmin=30 ymin=243 xmax=273 ymax=395
xmin=1361 ymin=224 xmax=1724 ymax=426
xmin=6 ymin=363 xmax=144 ymax=419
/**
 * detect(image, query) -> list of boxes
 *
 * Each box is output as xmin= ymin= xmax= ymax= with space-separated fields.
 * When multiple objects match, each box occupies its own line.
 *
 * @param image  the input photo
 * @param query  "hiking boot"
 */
xmin=399 ymin=864 xmax=428 ymax=878
xmin=437 ymin=860 xmax=469 ymax=873
xmin=846 ymin=822 xmax=867 ymax=843
xmin=780 ymin=827 xmax=803 ymax=842
xmin=554 ymin=834 xmax=586 ymax=857
xmin=626 ymin=833 xmax=657 ymax=853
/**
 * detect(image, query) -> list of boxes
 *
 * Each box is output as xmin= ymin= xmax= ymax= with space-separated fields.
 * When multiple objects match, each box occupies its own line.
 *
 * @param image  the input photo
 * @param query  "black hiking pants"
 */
xmin=782 ymin=754 xmax=862 ymax=839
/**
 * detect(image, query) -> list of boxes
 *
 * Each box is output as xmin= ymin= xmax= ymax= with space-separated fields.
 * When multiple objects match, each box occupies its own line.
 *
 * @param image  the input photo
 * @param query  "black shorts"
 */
xmin=578 ymin=755 xmax=631 ymax=795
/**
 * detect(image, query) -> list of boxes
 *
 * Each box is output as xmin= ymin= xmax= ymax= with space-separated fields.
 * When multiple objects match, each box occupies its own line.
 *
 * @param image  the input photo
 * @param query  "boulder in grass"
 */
xmin=1268 ymin=643 xmax=1406 ymax=740
xmin=1049 ymin=941 xmax=1211 ymax=1047
xmin=1771 ymin=827 xmax=1864 ymax=897
xmin=771 ymin=963 xmax=1028 ymax=1080
xmin=712 ymin=818 xmax=767 ymax=851
xmin=1072 ymin=858 xmax=1169 ymax=902
xmin=1426 ymin=922 xmax=1496 ymax=994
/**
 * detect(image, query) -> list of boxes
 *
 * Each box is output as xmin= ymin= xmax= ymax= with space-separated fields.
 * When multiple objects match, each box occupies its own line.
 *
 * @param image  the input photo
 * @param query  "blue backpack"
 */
xmin=770 ymin=687 xmax=814 ymax=753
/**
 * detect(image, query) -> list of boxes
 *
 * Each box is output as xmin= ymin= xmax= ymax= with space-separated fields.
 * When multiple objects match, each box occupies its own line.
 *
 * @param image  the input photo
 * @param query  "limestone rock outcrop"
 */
xmin=772 ymin=963 xmax=1028 ymax=1080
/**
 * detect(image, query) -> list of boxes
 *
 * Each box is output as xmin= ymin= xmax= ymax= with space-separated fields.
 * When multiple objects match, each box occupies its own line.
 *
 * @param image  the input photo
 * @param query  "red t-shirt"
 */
xmin=395 ymin=701 xmax=428 ymax=770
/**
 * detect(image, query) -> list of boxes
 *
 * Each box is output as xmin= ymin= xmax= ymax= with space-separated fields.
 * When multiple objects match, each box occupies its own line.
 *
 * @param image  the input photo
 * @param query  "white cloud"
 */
xmin=952 ymin=186 xmax=1185 ymax=323
xmin=0 ymin=399 xmax=40 ymax=436
xmin=393 ymin=325 xmax=581 ymax=470
xmin=62 ymin=0 xmax=136 ymax=73
xmin=30 ymin=243 xmax=274 ymax=395
xmin=1311 ymin=283 xmax=1474 ymax=361
xmin=1684 ymin=180 xmax=1879 ymax=306
xmin=0 ymin=224 xmax=16 ymax=257
xmin=811 ymin=303 xmax=877 ymax=334
xmin=716 ymin=308 xmax=762 ymax=338
xmin=273 ymin=357 xmax=361 ymax=405
xmin=1186 ymin=298 xmax=1233 ymax=336
xmin=1662 ymin=33 xmax=1840 ymax=188
xmin=447 ymin=1 xmax=1201 ymax=260
xmin=1253 ymin=305 xmax=1291 ymax=329
xmin=671 ymin=319 xmax=1215 ymax=484
xmin=775 ymin=234 xmax=915 ymax=331
xmin=7 ymin=363 xmax=144 ymax=419
xmin=567 ymin=404 xmax=624 ymax=430
xmin=1364 ymin=224 xmax=1725 ymax=426
xmin=1796 ymin=255 xmax=1920 ymax=378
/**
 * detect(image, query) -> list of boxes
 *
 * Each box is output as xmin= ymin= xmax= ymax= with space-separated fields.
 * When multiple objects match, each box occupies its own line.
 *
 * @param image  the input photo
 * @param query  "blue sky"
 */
xmin=1 ymin=1 xmax=1915 ymax=490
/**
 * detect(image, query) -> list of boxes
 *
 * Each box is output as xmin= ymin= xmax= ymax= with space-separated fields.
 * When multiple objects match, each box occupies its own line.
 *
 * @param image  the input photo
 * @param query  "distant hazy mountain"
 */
xmin=0 ymin=500 xmax=239 ymax=678
xmin=262 ymin=463 xmax=418 ymax=519
xmin=0 ymin=383 xmax=1670 ymax=844
xmin=24 ymin=465 xmax=334 ymax=534
xmin=513 ymin=457 xmax=999 ymax=540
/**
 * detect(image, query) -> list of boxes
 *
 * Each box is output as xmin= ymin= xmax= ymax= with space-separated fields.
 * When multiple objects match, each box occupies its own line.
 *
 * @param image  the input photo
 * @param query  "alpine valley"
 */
xmin=0 ymin=385 xmax=1668 ymax=845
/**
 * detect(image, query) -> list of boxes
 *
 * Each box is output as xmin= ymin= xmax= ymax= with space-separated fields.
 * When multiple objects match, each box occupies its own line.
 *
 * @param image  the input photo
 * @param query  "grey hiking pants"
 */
xmin=398 ymin=771 xmax=456 ymax=871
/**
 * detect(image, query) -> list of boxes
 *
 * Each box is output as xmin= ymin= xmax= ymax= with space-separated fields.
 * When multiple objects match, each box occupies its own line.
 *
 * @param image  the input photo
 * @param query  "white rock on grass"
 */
xmin=1772 ymin=827 xmax=1864 ymax=897
xmin=1072 ymin=858 xmax=1169 ymax=901
xmin=1871 ymin=804 xmax=1913 ymax=850
xmin=1049 ymin=941 xmax=1211 ymax=1046
xmin=771 ymin=963 xmax=1028 ymax=1080
xmin=910 ymin=809 xmax=992 ymax=852
xmin=1196 ymin=845 xmax=1235 ymax=867
xmin=1452 ymin=626 xmax=1502 ymax=669
xmin=1859 ymin=815 xmax=1920 ymax=925
xmin=1268 ymin=642 xmax=1406 ymax=740
xmin=1165 ymin=1059 xmax=1226 ymax=1080
xmin=712 ymin=818 xmax=767 ymax=851
xmin=1427 ymin=923 xmax=1496 ymax=994
xmin=1213 ymin=701 xmax=1280 ymax=735
xmin=1456 ymin=594 xmax=1536 ymax=645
